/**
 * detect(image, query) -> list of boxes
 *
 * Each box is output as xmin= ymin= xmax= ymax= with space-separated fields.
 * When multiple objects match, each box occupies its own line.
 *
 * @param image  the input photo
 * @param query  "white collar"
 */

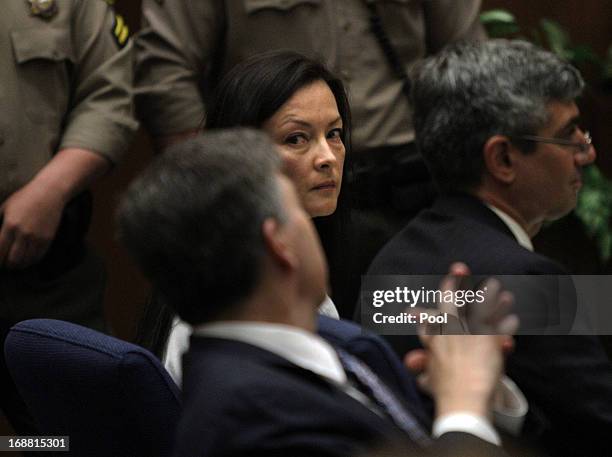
xmin=193 ymin=321 xmax=347 ymax=385
xmin=318 ymin=294 xmax=339 ymax=319
xmin=486 ymin=205 xmax=534 ymax=252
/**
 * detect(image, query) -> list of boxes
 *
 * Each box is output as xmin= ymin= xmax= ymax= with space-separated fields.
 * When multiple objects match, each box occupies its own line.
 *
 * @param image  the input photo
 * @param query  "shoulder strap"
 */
xmin=363 ymin=1 xmax=412 ymax=99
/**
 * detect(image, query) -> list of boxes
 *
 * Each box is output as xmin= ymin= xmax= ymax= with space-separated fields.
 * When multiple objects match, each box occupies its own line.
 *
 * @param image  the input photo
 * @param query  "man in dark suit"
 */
xmin=366 ymin=40 xmax=611 ymax=456
xmin=117 ymin=129 xmax=509 ymax=456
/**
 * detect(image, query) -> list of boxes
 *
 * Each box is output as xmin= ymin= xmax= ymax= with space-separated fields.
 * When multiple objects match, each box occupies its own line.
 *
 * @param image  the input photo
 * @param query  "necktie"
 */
xmin=336 ymin=348 xmax=432 ymax=447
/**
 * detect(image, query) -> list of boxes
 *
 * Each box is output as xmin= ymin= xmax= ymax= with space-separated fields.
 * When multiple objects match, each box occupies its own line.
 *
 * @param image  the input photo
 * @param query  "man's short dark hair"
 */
xmin=117 ymin=129 xmax=283 ymax=325
xmin=411 ymin=39 xmax=585 ymax=193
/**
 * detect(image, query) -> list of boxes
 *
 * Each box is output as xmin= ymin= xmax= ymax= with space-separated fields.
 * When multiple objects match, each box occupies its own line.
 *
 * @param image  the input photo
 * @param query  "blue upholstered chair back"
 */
xmin=4 ymin=319 xmax=181 ymax=457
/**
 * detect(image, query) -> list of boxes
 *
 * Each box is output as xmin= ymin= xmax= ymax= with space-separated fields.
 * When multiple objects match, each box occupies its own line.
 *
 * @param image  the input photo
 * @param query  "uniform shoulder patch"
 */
xmin=111 ymin=13 xmax=130 ymax=48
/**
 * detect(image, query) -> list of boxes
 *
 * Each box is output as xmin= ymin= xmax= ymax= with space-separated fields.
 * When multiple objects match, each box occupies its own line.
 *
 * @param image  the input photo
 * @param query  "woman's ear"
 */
xmin=482 ymin=135 xmax=516 ymax=184
xmin=261 ymin=218 xmax=298 ymax=271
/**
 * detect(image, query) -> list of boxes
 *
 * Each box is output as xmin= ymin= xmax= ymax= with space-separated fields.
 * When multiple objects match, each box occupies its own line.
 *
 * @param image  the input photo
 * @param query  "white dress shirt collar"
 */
xmin=318 ymin=295 xmax=340 ymax=319
xmin=486 ymin=204 xmax=534 ymax=252
xmin=193 ymin=321 xmax=347 ymax=385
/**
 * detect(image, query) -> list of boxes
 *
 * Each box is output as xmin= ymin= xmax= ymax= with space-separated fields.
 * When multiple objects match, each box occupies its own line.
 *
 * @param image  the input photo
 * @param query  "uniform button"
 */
xmin=340 ymin=69 xmax=351 ymax=80
xmin=343 ymin=21 xmax=351 ymax=32
xmin=0 ymin=137 xmax=4 ymax=146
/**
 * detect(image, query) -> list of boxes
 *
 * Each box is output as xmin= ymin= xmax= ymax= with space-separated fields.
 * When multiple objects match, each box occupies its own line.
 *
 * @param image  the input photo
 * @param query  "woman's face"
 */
xmin=263 ymin=80 xmax=345 ymax=217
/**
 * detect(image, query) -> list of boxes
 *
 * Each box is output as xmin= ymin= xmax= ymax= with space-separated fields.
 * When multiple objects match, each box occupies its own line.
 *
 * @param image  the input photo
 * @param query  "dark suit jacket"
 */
xmin=367 ymin=194 xmax=612 ymax=456
xmin=174 ymin=335 xmax=506 ymax=457
xmin=317 ymin=315 xmax=429 ymax=428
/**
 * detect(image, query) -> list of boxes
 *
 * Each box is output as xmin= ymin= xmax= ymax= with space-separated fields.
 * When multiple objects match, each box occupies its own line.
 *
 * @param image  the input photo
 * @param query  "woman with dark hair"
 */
xmin=207 ymin=50 xmax=351 ymax=219
xmin=139 ymin=50 xmax=353 ymax=384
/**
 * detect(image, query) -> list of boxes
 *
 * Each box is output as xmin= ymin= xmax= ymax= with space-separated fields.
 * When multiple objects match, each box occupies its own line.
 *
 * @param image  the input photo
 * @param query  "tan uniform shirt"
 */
xmin=135 ymin=0 xmax=485 ymax=152
xmin=0 ymin=0 xmax=138 ymax=203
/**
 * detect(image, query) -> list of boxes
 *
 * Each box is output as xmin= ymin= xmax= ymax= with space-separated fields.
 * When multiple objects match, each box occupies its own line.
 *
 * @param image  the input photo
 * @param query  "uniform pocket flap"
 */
xmin=11 ymin=27 xmax=75 ymax=64
xmin=369 ymin=0 xmax=418 ymax=4
xmin=245 ymin=0 xmax=320 ymax=14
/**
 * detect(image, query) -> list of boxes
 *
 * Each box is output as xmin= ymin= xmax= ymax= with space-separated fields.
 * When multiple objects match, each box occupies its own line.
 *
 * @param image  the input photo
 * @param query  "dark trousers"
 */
xmin=0 ymin=193 xmax=106 ymax=439
xmin=320 ymin=143 xmax=437 ymax=318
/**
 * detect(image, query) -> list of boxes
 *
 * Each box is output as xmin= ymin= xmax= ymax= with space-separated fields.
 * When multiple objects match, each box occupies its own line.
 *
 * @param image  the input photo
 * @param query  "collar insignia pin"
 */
xmin=28 ymin=0 xmax=58 ymax=19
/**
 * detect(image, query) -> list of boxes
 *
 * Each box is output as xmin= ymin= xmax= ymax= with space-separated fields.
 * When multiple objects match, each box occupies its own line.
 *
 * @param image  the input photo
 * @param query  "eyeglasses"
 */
xmin=514 ymin=131 xmax=593 ymax=153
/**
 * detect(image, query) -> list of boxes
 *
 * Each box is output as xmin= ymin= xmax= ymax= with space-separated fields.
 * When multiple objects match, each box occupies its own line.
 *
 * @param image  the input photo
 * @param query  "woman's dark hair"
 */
xmin=205 ymin=50 xmax=351 ymax=150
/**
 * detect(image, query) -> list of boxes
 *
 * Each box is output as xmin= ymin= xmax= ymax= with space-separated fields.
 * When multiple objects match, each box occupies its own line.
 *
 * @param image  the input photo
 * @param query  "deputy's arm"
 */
xmin=0 ymin=1 xmax=137 ymax=269
xmin=425 ymin=0 xmax=487 ymax=53
xmin=0 ymin=149 xmax=109 ymax=268
xmin=135 ymin=0 xmax=225 ymax=151
xmin=60 ymin=0 xmax=137 ymax=162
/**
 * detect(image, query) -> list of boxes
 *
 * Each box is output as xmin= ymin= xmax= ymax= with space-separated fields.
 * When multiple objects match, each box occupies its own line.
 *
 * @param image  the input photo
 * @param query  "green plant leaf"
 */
xmin=540 ymin=19 xmax=572 ymax=59
xmin=603 ymin=44 xmax=612 ymax=82
xmin=480 ymin=10 xmax=517 ymax=24
xmin=576 ymin=166 xmax=612 ymax=261
xmin=571 ymin=45 xmax=601 ymax=66
xmin=480 ymin=9 xmax=520 ymax=38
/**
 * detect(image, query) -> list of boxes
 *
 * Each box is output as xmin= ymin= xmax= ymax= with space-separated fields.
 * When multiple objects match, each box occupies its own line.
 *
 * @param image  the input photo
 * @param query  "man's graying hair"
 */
xmin=117 ymin=129 xmax=284 ymax=325
xmin=411 ymin=39 xmax=585 ymax=193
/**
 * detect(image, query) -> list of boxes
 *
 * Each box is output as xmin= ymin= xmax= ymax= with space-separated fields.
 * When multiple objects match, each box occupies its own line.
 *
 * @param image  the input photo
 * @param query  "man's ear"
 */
xmin=482 ymin=135 xmax=516 ymax=184
xmin=262 ymin=218 xmax=298 ymax=271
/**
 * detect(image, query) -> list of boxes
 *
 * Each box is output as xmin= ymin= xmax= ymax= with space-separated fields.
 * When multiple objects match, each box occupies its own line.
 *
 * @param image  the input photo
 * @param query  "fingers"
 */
xmin=438 ymin=270 xmax=462 ymax=319
xmin=435 ymin=263 xmax=473 ymax=333
xmin=11 ymin=237 xmax=49 ymax=269
xmin=501 ymin=336 xmax=515 ymax=355
xmin=497 ymin=315 xmax=520 ymax=336
xmin=416 ymin=373 xmax=431 ymax=395
xmin=463 ymin=277 xmax=519 ymax=335
xmin=415 ymin=309 xmax=434 ymax=346
xmin=410 ymin=307 xmax=464 ymax=341
xmin=404 ymin=349 xmax=428 ymax=374
xmin=448 ymin=261 xmax=470 ymax=277
xmin=484 ymin=290 xmax=514 ymax=327
xmin=469 ymin=277 xmax=502 ymax=327
xmin=0 ymin=224 xmax=51 ymax=270
xmin=0 ymin=187 xmax=63 ymax=270
xmin=419 ymin=263 xmax=518 ymax=337
xmin=6 ymin=236 xmax=27 ymax=269
xmin=0 ymin=222 xmax=15 ymax=268
xmin=481 ymin=286 xmax=518 ymax=335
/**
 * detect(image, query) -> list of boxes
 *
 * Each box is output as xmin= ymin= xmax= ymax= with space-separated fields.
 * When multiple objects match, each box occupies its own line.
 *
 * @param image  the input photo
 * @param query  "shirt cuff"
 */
xmin=433 ymin=412 xmax=501 ymax=446
xmin=492 ymin=376 xmax=528 ymax=436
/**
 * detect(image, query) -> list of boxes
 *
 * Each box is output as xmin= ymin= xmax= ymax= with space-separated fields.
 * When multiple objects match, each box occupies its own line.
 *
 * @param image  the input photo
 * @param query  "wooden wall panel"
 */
xmin=483 ymin=0 xmax=612 ymax=54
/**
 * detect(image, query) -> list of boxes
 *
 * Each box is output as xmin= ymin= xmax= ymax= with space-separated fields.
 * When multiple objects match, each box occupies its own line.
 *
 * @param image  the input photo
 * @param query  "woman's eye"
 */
xmin=285 ymin=133 xmax=308 ymax=145
xmin=328 ymin=128 xmax=343 ymax=140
